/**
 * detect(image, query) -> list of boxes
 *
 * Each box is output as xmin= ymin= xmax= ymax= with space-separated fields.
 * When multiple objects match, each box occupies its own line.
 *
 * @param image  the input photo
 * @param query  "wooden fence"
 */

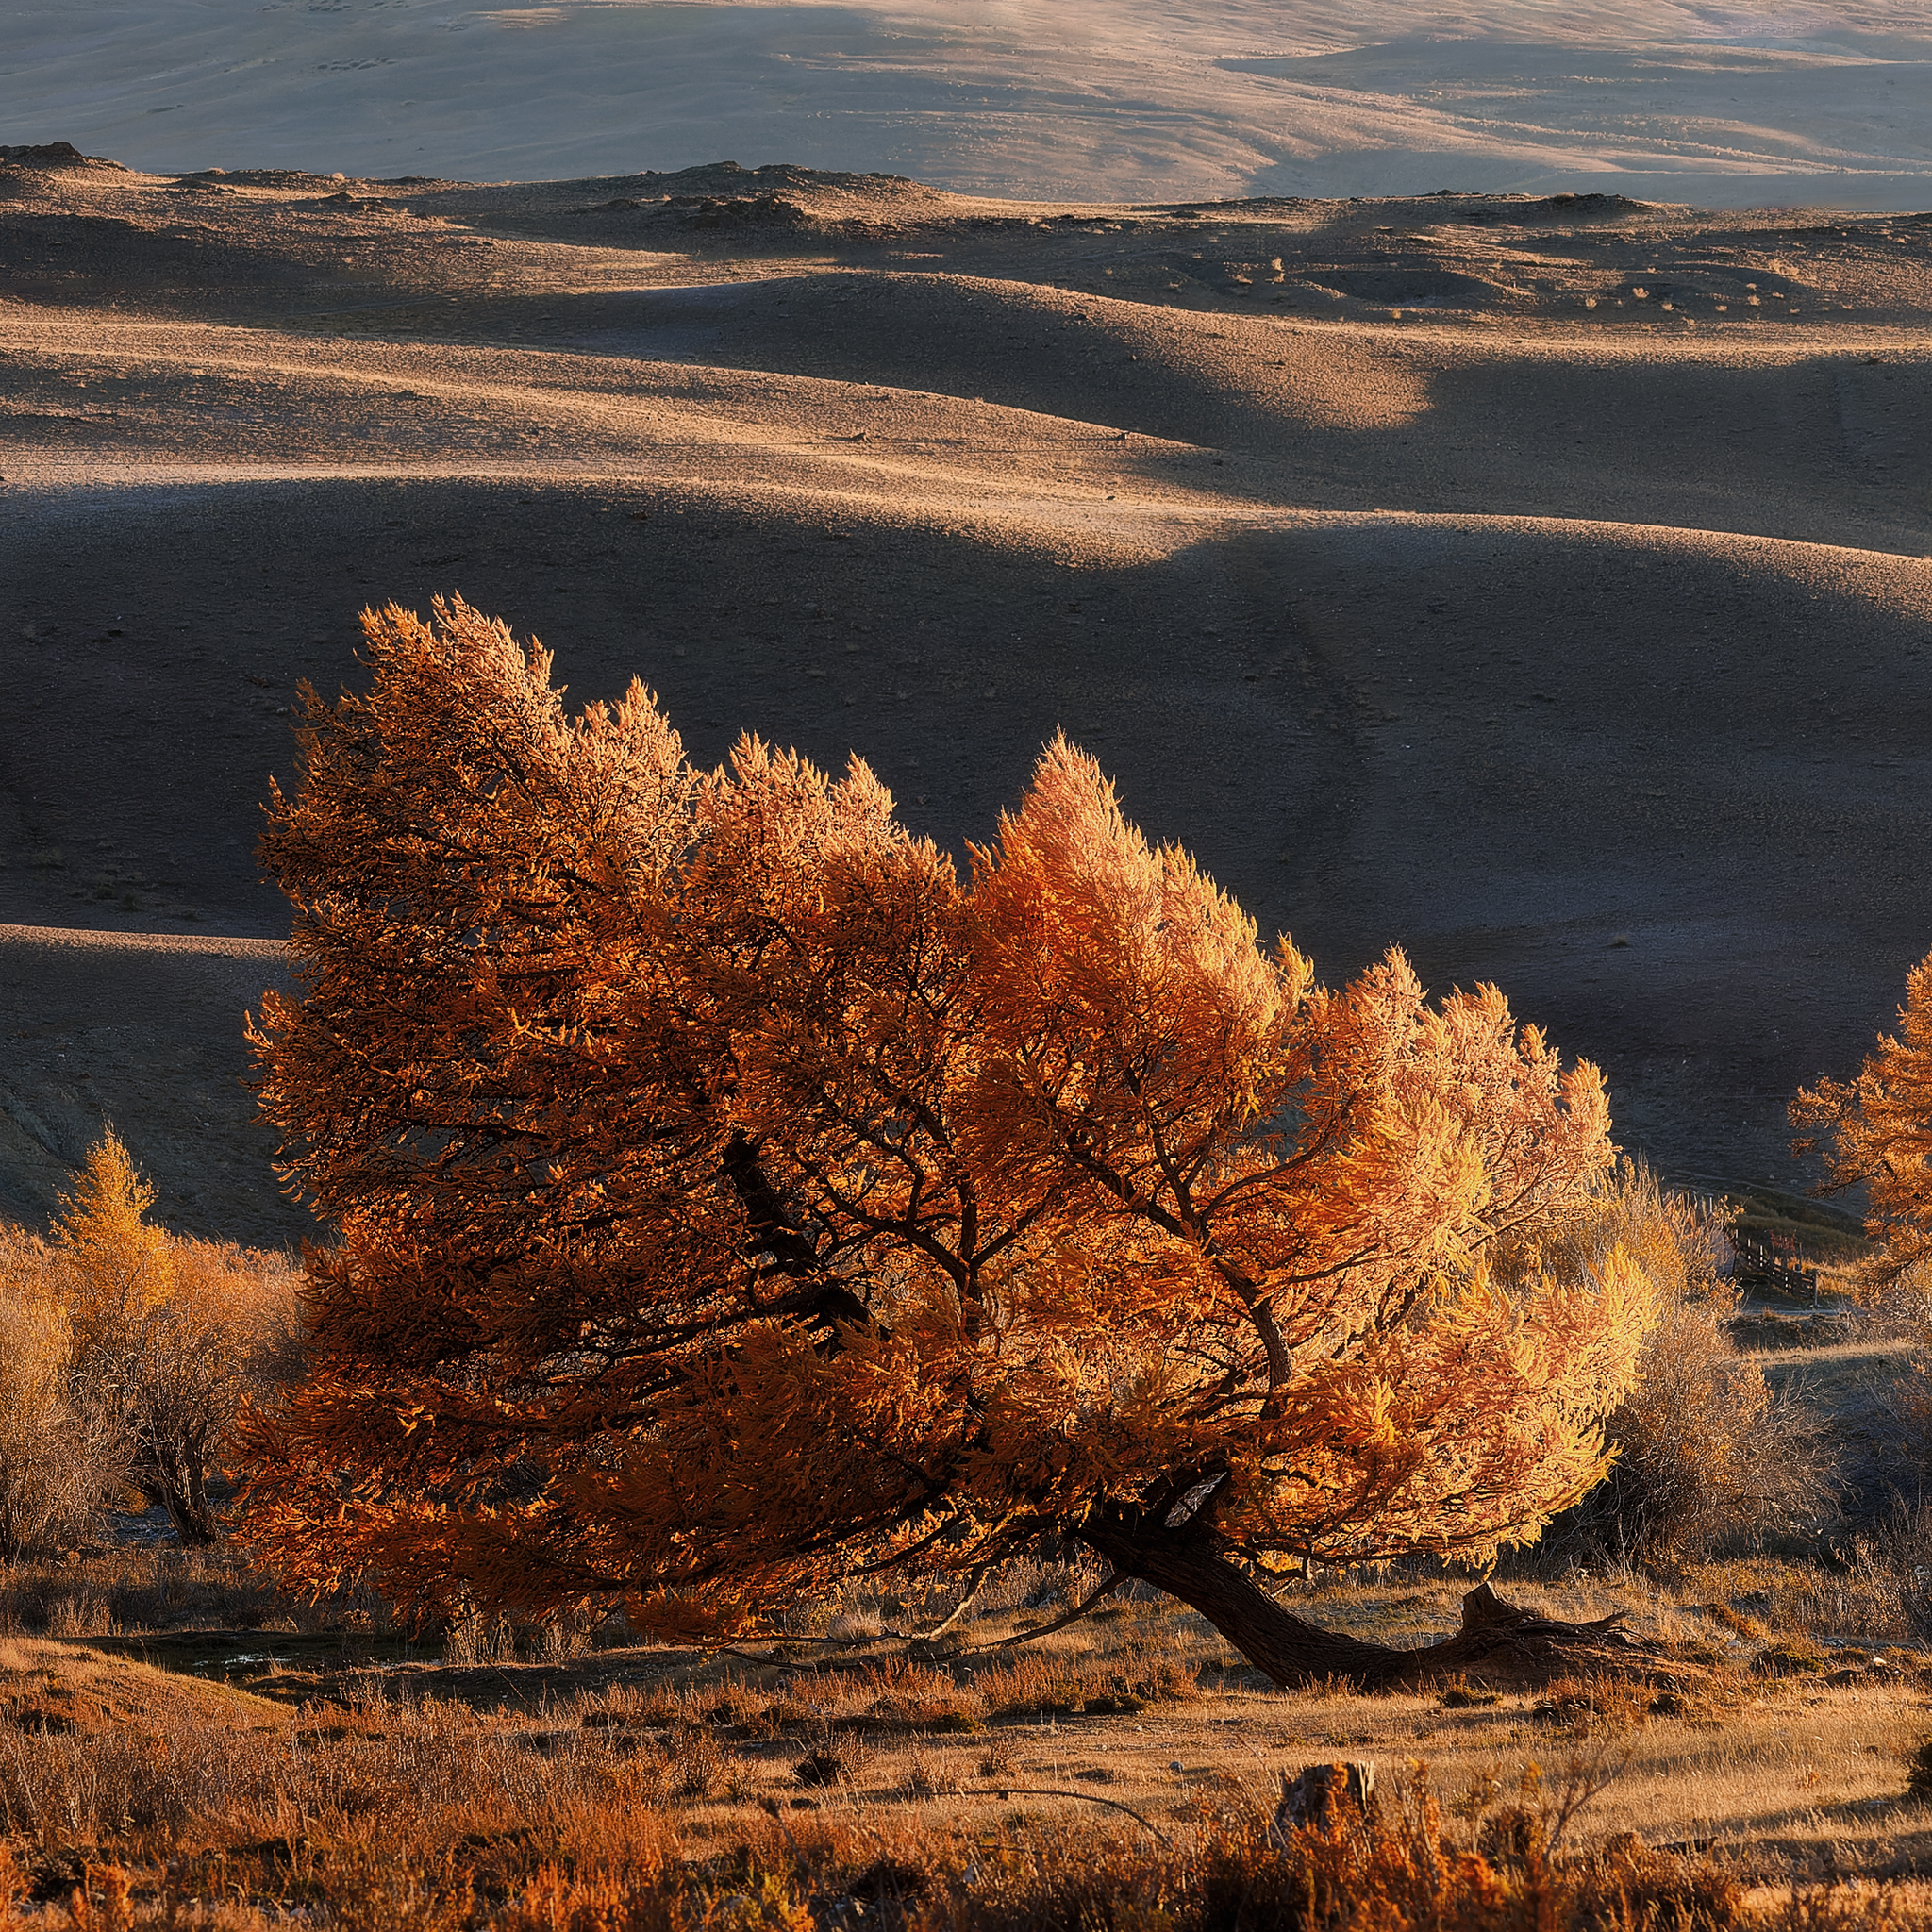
xmin=1732 ymin=1232 xmax=1823 ymax=1302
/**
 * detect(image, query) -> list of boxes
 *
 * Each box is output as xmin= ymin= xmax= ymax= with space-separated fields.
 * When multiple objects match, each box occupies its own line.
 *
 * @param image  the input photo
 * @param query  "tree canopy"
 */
xmin=241 ymin=596 xmax=1654 ymax=1685
xmin=1794 ymin=949 xmax=1932 ymax=1288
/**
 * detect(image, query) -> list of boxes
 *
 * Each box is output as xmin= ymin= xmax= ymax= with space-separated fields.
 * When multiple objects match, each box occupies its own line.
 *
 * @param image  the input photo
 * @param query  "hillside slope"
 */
xmin=2 ymin=150 xmax=1928 ymax=1236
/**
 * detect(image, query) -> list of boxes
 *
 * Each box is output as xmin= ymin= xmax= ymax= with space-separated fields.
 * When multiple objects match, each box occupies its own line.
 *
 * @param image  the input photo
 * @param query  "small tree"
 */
xmin=51 ymin=1134 xmax=299 ymax=1544
xmin=55 ymin=1131 xmax=175 ymax=1357
xmin=241 ymin=597 xmax=1658 ymax=1686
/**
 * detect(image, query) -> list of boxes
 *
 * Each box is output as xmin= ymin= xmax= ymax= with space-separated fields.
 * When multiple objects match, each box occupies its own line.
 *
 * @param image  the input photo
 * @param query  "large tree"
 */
xmin=241 ymin=597 xmax=1656 ymax=1687
xmin=1793 ymin=949 xmax=1932 ymax=1288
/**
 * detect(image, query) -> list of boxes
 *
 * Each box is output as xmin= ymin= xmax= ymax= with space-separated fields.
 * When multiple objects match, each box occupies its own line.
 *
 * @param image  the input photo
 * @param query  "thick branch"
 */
xmin=1077 ymin=1503 xmax=1677 ymax=1691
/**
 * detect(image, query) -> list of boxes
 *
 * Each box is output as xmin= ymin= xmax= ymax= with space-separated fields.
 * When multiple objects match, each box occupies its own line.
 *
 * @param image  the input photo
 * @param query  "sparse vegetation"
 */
xmin=6 ymin=1555 xmax=1932 ymax=1924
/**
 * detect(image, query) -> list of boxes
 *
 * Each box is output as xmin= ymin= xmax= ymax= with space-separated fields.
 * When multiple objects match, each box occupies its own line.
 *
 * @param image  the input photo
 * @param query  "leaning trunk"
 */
xmin=1078 ymin=1504 xmax=1662 ymax=1691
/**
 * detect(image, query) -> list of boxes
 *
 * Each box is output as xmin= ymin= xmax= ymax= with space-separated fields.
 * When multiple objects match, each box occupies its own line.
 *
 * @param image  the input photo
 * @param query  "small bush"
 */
xmin=792 ymin=1728 xmax=874 ymax=1788
xmin=1533 ymin=1673 xmax=1657 ymax=1736
xmin=905 ymin=1746 xmax=965 ymax=1798
xmin=1751 ymin=1638 xmax=1826 ymax=1676
xmin=443 ymin=1606 xmax=519 ymax=1666
xmin=667 ymin=1726 xmax=726 ymax=1799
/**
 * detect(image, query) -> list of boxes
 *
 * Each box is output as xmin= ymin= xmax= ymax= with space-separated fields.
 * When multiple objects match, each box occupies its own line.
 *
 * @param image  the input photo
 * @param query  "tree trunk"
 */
xmin=1078 ymin=1504 xmax=1666 ymax=1691
xmin=140 ymin=1444 xmax=221 ymax=1547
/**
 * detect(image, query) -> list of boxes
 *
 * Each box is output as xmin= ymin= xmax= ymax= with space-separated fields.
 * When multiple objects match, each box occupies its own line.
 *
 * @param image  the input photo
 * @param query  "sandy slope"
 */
xmin=8 ymin=1 xmax=1932 ymax=206
xmin=0 ymin=926 xmax=296 ymax=1244
xmin=1 ymin=144 xmax=1929 ymax=1239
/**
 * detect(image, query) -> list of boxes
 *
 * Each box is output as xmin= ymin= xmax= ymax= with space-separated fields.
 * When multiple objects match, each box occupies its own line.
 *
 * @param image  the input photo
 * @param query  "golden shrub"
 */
xmin=1531 ymin=1162 xmax=1832 ymax=1567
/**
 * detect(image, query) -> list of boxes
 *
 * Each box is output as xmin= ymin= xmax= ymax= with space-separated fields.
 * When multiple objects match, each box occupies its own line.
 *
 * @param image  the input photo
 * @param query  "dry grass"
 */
xmin=5 ymin=1691 xmax=1932 ymax=1927
xmin=0 ymin=1545 xmax=329 ymax=1642
xmin=8 ymin=1541 xmax=1932 ymax=1924
xmin=6 ymin=1554 xmax=1932 ymax=1924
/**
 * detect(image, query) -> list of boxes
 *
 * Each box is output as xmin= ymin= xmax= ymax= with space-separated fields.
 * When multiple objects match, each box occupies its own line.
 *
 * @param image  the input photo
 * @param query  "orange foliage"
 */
xmin=1795 ymin=949 xmax=1932 ymax=1291
xmin=241 ymin=597 xmax=1650 ymax=1673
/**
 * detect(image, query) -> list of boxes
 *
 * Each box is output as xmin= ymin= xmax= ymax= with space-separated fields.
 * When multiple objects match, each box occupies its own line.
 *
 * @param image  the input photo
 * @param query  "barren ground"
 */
xmin=3 ymin=142 xmax=1930 ymax=1241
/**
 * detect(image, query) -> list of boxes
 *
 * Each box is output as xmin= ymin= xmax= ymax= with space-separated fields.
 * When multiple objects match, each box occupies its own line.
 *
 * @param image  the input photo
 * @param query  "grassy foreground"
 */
xmin=8 ymin=1549 xmax=1932 ymax=1926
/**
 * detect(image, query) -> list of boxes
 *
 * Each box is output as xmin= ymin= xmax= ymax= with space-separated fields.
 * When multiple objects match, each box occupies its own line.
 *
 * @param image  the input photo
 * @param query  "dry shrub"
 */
xmin=1650 ymin=1672 xmax=1753 ymax=1725
xmin=1102 ymin=1638 xmax=1201 ymax=1704
xmin=792 ymin=1724 xmax=876 ymax=1788
xmin=974 ymin=1554 xmax=1110 ymax=1617
xmin=904 ymin=1745 xmax=965 ymax=1799
xmin=132 ymin=1234 xmax=304 ymax=1539
xmin=1825 ymin=1501 xmax=1932 ymax=1644
xmin=1698 ymin=1600 xmax=1771 ymax=1644
xmin=1533 ymin=1673 xmax=1658 ymax=1736
xmin=442 ymin=1607 xmax=519 ymax=1666
xmin=1527 ymin=1161 xmax=1836 ymax=1569
xmin=286 ymin=1835 xmax=474 ymax=1932
xmin=1588 ymin=1292 xmax=1835 ymax=1566
xmin=968 ymin=1639 xmax=1196 ymax=1719
xmin=862 ymin=1661 xmax=986 ymax=1732
xmin=504 ymin=1861 xmax=690 ymax=1932
xmin=665 ymin=1727 xmax=726 ymax=1800
xmin=1531 ymin=1667 xmax=1749 ymax=1738
xmin=968 ymin=1651 xmax=1091 ymax=1717
xmin=1860 ymin=1279 xmax=1932 ymax=1519
xmin=1904 ymin=1738 xmax=1932 ymax=1803
xmin=623 ymin=1676 xmax=810 ymax=1740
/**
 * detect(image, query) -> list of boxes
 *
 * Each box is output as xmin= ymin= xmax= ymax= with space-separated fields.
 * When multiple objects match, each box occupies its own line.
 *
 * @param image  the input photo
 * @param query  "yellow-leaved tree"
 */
xmin=240 ymin=596 xmax=1659 ymax=1686
xmin=48 ymin=1133 xmax=300 ymax=1544
xmin=56 ymin=1132 xmax=177 ymax=1354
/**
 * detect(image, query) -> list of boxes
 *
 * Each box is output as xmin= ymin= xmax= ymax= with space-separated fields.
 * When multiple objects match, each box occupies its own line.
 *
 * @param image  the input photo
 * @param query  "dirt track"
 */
xmin=3 ymin=148 xmax=1930 ymax=1239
